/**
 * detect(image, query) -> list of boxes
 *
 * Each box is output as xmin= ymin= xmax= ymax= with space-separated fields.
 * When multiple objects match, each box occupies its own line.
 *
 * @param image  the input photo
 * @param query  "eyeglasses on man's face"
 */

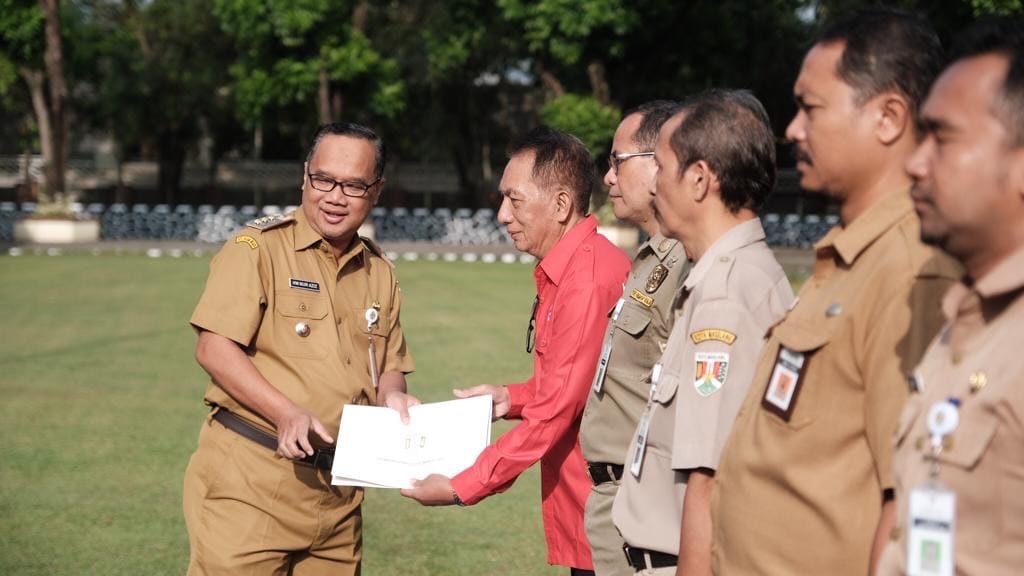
xmin=608 ymin=151 xmax=655 ymax=174
xmin=307 ymin=171 xmax=381 ymax=198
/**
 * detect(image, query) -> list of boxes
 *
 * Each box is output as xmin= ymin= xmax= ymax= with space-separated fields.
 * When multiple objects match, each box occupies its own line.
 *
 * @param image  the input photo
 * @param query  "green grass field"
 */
xmin=0 ymin=250 xmax=806 ymax=575
xmin=0 ymin=253 xmax=560 ymax=575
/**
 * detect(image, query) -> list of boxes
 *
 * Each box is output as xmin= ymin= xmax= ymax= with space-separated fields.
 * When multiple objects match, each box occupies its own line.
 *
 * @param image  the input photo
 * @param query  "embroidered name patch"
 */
xmin=289 ymin=278 xmax=321 ymax=292
xmin=629 ymin=288 xmax=654 ymax=307
xmin=234 ymin=235 xmax=258 ymax=249
xmin=690 ymin=329 xmax=737 ymax=345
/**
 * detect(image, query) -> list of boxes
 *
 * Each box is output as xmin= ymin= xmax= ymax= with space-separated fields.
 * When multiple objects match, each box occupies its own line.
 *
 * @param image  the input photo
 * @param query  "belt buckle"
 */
xmin=311 ymin=450 xmax=333 ymax=471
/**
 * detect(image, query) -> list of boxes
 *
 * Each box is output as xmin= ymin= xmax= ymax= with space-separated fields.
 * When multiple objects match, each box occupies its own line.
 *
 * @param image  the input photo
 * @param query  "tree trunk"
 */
xmin=157 ymin=132 xmax=186 ymax=205
xmin=587 ymin=60 xmax=611 ymax=106
xmin=19 ymin=68 xmax=51 ymax=198
xmin=318 ymin=65 xmax=331 ymax=124
xmin=331 ymin=90 xmax=344 ymax=122
xmin=40 ymin=0 xmax=67 ymax=196
xmin=536 ymin=64 xmax=566 ymax=100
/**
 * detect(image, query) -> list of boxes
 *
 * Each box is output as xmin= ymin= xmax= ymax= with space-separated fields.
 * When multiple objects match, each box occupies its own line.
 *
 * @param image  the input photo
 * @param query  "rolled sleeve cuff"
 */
xmin=505 ymin=382 xmax=528 ymax=418
xmin=189 ymin=311 xmax=255 ymax=348
xmin=450 ymin=469 xmax=488 ymax=506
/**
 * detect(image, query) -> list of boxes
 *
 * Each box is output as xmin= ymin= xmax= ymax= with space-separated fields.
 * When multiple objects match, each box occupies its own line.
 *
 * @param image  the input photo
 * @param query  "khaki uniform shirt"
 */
xmin=190 ymin=209 xmax=415 ymax=441
xmin=879 ymin=246 xmax=1024 ymax=576
xmin=613 ymin=219 xmax=793 ymax=554
xmin=712 ymin=192 xmax=960 ymax=575
xmin=581 ymin=233 xmax=689 ymax=465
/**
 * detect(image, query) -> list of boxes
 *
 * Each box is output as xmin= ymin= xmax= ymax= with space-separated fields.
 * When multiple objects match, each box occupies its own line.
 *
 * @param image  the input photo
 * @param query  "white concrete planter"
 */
xmin=598 ymin=224 xmax=640 ymax=251
xmin=14 ymin=218 xmax=101 ymax=244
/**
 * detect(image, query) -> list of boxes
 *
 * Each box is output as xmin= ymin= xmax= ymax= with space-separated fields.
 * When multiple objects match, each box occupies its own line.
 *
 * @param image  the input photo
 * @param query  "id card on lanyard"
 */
xmin=907 ymin=398 xmax=960 ymax=576
xmin=629 ymin=361 xmax=661 ymax=479
xmin=592 ymin=298 xmax=626 ymax=394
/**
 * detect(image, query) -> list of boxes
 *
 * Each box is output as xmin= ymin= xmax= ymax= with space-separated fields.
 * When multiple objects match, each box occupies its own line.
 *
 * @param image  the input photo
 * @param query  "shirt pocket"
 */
xmin=274 ymin=291 xmax=331 ymax=359
xmin=763 ymin=321 xmax=832 ymax=429
xmin=615 ymin=304 xmax=652 ymax=338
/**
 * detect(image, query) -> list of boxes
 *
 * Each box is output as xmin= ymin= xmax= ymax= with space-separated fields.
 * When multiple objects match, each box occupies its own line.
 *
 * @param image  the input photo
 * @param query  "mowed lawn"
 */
xmin=0 ymin=253 xmax=557 ymax=576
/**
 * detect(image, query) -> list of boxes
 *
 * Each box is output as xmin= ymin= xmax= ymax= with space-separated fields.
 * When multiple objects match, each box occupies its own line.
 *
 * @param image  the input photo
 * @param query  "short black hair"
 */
xmin=305 ymin=122 xmax=387 ymax=180
xmin=948 ymin=17 xmax=1024 ymax=146
xmin=669 ymin=89 xmax=777 ymax=213
xmin=623 ymin=100 xmax=684 ymax=151
xmin=818 ymin=8 xmax=942 ymax=127
xmin=507 ymin=126 xmax=595 ymax=214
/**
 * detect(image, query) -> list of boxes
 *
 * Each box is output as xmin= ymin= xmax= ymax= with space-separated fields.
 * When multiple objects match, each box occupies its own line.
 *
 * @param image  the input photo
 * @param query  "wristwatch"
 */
xmin=451 ymin=489 xmax=466 ymax=507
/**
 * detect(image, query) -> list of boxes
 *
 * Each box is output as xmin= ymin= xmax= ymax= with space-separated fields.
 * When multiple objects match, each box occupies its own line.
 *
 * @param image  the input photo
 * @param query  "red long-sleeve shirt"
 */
xmin=452 ymin=216 xmax=631 ymax=568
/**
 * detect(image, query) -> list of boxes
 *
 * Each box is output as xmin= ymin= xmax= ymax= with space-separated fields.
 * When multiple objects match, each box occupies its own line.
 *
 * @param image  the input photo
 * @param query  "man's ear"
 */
xmin=554 ymin=187 xmax=574 ymax=223
xmin=875 ymin=94 xmax=910 ymax=146
xmin=687 ymin=160 xmax=712 ymax=203
xmin=1008 ymin=147 xmax=1024 ymax=205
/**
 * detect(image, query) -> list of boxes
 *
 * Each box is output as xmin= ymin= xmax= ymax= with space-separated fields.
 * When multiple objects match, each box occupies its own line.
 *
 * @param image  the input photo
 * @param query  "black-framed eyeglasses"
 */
xmin=525 ymin=295 xmax=539 ymax=354
xmin=307 ymin=171 xmax=382 ymax=198
xmin=608 ymin=151 xmax=655 ymax=173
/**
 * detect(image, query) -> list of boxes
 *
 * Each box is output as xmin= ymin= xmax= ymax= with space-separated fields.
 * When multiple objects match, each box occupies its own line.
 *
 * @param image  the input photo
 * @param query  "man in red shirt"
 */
xmin=401 ymin=126 xmax=631 ymax=574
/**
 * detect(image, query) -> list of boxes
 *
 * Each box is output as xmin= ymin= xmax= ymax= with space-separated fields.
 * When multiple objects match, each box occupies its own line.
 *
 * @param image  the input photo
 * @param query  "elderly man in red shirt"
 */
xmin=402 ymin=126 xmax=631 ymax=574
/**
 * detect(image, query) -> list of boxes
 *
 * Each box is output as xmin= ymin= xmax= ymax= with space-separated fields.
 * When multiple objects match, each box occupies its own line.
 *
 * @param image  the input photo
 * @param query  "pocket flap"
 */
xmin=276 ymin=292 xmax=329 ymax=320
xmin=616 ymin=305 xmax=652 ymax=337
xmin=772 ymin=321 xmax=831 ymax=353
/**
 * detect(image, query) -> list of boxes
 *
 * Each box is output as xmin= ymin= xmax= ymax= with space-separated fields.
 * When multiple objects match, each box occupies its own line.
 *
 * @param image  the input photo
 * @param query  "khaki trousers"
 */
xmin=584 ymin=479 xmax=633 ymax=576
xmin=183 ymin=415 xmax=362 ymax=576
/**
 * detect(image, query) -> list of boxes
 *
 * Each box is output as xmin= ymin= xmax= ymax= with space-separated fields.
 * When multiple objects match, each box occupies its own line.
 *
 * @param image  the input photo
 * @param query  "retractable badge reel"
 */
xmin=907 ymin=399 xmax=959 ymax=576
xmin=365 ymin=307 xmax=380 ymax=388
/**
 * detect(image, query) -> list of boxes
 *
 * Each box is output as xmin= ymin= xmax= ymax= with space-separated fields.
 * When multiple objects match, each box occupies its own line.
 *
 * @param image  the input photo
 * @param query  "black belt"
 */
xmin=212 ymin=409 xmax=335 ymax=471
xmin=587 ymin=462 xmax=624 ymax=485
xmin=623 ymin=545 xmax=677 ymax=569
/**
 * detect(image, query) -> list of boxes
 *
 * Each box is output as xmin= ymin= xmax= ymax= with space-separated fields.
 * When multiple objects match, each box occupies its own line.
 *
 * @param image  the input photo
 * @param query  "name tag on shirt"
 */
xmin=908 ymin=486 xmax=956 ymax=576
xmin=289 ymin=278 xmax=320 ymax=292
xmin=762 ymin=346 xmax=805 ymax=421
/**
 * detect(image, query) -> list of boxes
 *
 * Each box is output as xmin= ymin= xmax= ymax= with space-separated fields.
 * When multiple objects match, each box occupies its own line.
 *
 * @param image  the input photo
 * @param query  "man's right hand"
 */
xmin=272 ymin=404 xmax=334 ymax=460
xmin=453 ymin=384 xmax=510 ymax=420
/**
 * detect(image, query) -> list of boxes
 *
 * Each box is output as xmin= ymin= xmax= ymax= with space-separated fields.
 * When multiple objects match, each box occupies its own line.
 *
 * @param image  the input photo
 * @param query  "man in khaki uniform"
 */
xmin=712 ymin=10 xmax=961 ymax=575
xmin=613 ymin=90 xmax=793 ymax=575
xmin=581 ymin=100 xmax=689 ymax=576
xmin=877 ymin=20 xmax=1024 ymax=576
xmin=183 ymin=122 xmax=417 ymax=575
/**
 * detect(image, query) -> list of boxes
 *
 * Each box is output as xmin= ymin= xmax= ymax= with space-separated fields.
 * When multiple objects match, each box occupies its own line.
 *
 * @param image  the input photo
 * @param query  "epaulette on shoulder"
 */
xmin=360 ymin=236 xmax=394 ymax=268
xmin=246 ymin=213 xmax=294 ymax=232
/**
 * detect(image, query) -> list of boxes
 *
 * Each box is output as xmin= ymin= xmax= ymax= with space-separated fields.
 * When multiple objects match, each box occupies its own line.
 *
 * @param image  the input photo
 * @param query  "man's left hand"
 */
xmin=400 ymin=474 xmax=458 ymax=506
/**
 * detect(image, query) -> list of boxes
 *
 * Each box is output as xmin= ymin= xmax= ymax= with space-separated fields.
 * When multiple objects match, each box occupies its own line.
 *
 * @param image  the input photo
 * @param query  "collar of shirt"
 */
xmin=535 ymin=215 xmax=599 ymax=288
xmin=640 ymin=232 xmax=680 ymax=263
xmin=292 ymin=208 xmax=366 ymax=269
xmin=815 ymin=190 xmax=913 ymax=267
xmin=942 ymin=244 xmax=1024 ymax=322
xmin=682 ymin=218 xmax=765 ymax=291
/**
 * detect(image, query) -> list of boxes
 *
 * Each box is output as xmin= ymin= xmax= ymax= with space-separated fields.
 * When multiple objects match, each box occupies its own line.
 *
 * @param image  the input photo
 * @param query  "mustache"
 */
xmin=792 ymin=146 xmax=812 ymax=166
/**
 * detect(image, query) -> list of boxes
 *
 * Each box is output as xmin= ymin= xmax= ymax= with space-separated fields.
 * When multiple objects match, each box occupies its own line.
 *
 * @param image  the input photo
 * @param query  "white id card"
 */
xmin=628 ymin=409 xmax=651 ymax=479
xmin=907 ymin=486 xmax=956 ymax=576
xmin=592 ymin=341 xmax=613 ymax=394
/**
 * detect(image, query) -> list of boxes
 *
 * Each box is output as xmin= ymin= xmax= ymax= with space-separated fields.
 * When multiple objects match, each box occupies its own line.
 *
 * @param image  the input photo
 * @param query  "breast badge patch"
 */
xmin=234 ymin=235 xmax=258 ymax=249
xmin=694 ymin=352 xmax=729 ymax=396
xmin=645 ymin=264 xmax=669 ymax=293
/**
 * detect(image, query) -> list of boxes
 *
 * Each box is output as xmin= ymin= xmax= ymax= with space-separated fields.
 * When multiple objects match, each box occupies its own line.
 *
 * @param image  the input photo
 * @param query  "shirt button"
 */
xmin=299 ymin=303 xmax=307 ymax=312
xmin=336 ymin=316 xmax=343 ymax=325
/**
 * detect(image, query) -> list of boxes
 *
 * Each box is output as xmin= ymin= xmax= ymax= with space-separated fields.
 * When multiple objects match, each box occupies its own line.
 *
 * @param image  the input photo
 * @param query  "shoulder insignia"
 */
xmin=694 ymin=351 xmax=729 ymax=396
xmin=361 ymin=236 xmax=394 ymax=267
xmin=234 ymin=235 xmax=258 ymax=249
xmin=246 ymin=213 xmax=294 ymax=231
xmin=690 ymin=329 xmax=737 ymax=345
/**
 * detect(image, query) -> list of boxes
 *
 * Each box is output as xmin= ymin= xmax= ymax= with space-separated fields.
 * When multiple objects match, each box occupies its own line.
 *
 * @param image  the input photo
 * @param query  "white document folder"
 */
xmin=331 ymin=394 xmax=493 ymax=489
